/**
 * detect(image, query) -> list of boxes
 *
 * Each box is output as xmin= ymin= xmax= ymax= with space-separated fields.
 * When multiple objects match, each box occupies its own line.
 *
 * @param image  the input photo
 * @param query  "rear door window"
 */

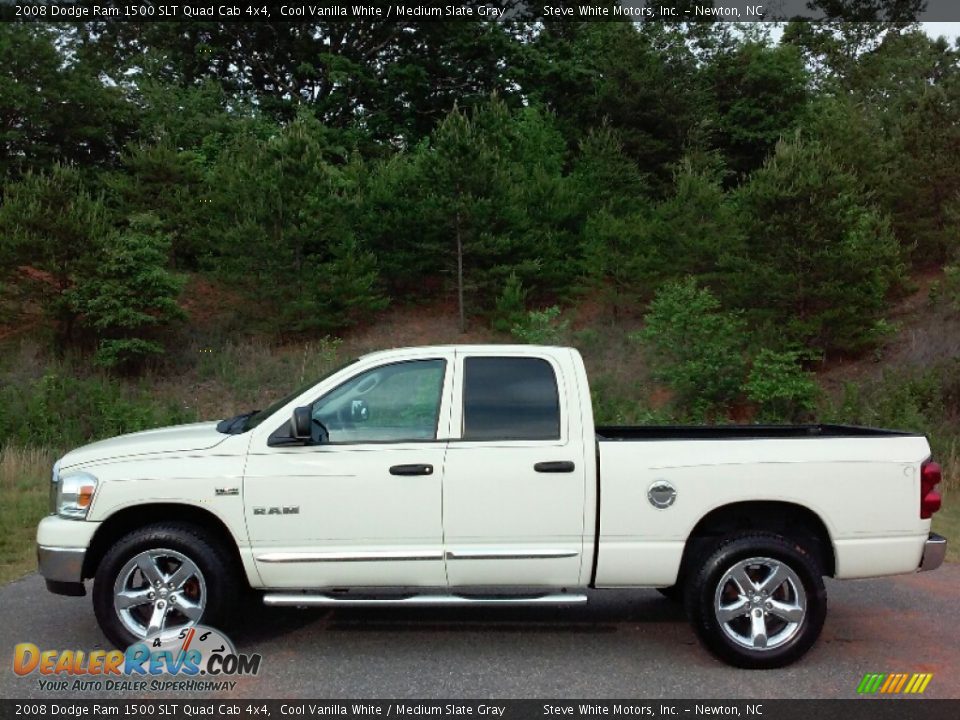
xmin=462 ymin=357 xmax=560 ymax=441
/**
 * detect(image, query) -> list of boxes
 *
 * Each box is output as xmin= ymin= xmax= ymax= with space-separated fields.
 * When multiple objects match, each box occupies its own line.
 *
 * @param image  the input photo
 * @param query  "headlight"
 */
xmin=55 ymin=471 xmax=99 ymax=520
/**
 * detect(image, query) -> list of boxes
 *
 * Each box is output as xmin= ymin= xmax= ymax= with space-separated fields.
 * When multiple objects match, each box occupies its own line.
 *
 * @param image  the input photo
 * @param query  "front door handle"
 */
xmin=534 ymin=461 xmax=575 ymax=473
xmin=389 ymin=464 xmax=434 ymax=476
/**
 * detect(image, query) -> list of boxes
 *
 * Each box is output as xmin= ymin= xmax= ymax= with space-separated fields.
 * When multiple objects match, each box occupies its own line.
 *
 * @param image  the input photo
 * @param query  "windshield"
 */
xmin=241 ymin=358 xmax=359 ymax=432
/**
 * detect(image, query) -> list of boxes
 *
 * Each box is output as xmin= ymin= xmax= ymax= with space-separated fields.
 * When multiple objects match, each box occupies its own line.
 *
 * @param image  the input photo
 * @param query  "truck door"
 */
xmin=244 ymin=354 xmax=453 ymax=588
xmin=442 ymin=351 xmax=588 ymax=587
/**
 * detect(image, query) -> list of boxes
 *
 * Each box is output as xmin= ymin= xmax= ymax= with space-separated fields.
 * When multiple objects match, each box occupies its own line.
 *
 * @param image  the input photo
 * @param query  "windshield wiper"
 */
xmin=216 ymin=411 xmax=258 ymax=435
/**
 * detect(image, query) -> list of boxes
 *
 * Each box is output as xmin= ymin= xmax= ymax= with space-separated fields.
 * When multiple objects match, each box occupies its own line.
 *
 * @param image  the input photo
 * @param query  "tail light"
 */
xmin=920 ymin=459 xmax=942 ymax=519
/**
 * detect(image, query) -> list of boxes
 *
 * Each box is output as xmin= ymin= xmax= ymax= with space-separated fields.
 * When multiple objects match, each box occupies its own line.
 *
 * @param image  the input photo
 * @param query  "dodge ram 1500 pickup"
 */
xmin=38 ymin=345 xmax=947 ymax=668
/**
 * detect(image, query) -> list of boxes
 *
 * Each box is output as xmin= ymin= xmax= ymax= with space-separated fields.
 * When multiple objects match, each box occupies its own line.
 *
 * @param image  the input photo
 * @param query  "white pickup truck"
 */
xmin=38 ymin=345 xmax=947 ymax=668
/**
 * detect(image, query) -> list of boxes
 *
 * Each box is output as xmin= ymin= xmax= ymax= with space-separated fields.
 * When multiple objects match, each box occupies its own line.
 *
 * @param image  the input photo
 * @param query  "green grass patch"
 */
xmin=932 ymin=498 xmax=960 ymax=563
xmin=0 ymin=446 xmax=54 ymax=584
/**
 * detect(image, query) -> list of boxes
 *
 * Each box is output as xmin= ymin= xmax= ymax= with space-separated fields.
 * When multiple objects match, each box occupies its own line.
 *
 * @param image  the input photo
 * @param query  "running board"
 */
xmin=263 ymin=592 xmax=588 ymax=607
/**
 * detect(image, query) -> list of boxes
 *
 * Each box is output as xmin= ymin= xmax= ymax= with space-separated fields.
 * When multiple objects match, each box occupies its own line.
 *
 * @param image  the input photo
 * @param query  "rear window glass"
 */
xmin=462 ymin=357 xmax=561 ymax=440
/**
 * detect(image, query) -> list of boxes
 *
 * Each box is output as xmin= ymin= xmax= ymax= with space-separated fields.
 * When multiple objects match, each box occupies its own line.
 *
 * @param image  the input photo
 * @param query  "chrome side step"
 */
xmin=263 ymin=592 xmax=588 ymax=608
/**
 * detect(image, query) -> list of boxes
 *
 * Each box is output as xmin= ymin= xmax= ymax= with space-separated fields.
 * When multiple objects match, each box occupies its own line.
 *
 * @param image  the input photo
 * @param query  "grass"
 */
xmin=932 ymin=440 xmax=959 ymax=562
xmin=0 ymin=445 xmax=54 ymax=584
xmin=932 ymin=503 xmax=960 ymax=563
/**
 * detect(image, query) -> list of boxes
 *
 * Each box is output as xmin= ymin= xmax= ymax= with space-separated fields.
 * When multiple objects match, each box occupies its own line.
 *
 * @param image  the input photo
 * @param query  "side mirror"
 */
xmin=350 ymin=399 xmax=370 ymax=423
xmin=290 ymin=406 xmax=312 ymax=440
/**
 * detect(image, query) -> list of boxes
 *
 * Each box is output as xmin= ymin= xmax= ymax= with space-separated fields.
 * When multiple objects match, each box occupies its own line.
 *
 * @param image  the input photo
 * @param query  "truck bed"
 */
xmin=596 ymin=423 xmax=921 ymax=441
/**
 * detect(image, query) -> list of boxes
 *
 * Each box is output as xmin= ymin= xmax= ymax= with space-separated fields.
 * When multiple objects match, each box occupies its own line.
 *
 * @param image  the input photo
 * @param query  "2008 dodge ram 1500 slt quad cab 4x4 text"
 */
xmin=37 ymin=345 xmax=947 ymax=667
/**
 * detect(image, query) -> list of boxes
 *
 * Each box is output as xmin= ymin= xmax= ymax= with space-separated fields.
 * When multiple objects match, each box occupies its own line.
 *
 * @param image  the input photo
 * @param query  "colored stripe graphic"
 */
xmin=893 ymin=674 xmax=909 ymax=693
xmin=857 ymin=673 xmax=884 ymax=693
xmin=857 ymin=672 xmax=933 ymax=694
xmin=907 ymin=674 xmax=934 ymax=694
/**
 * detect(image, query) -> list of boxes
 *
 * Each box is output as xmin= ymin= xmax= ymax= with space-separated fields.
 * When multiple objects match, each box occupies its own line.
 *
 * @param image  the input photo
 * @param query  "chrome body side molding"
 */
xmin=256 ymin=550 xmax=444 ymax=563
xmin=445 ymin=549 xmax=579 ymax=561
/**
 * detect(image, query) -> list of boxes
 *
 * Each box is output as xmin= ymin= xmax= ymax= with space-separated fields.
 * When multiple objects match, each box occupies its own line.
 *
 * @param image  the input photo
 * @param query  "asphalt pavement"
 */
xmin=1 ymin=565 xmax=958 ymax=699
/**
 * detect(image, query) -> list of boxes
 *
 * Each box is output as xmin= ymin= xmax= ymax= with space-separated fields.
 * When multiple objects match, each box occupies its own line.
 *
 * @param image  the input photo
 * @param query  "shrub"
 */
xmin=0 ymin=368 xmax=194 ymax=449
xmin=634 ymin=278 xmax=746 ymax=418
xmin=589 ymin=376 xmax=675 ymax=426
xmin=944 ymin=263 xmax=960 ymax=311
xmin=71 ymin=214 xmax=186 ymax=369
xmin=510 ymin=306 xmax=570 ymax=345
xmin=745 ymin=349 xmax=819 ymax=423
xmin=491 ymin=273 xmax=528 ymax=334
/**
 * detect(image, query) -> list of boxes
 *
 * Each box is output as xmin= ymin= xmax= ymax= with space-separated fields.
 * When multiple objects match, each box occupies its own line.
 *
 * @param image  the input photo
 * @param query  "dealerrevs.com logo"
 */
xmin=12 ymin=625 xmax=262 ymax=692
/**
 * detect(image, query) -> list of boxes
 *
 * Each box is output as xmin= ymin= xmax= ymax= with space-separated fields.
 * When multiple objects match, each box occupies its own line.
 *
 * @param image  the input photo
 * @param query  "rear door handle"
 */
xmin=389 ymin=464 xmax=434 ymax=476
xmin=534 ymin=461 xmax=575 ymax=473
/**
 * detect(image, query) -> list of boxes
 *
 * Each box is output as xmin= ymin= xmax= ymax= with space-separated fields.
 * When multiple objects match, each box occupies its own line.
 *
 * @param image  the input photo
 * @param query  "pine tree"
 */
xmin=72 ymin=214 xmax=185 ymax=369
xmin=728 ymin=137 xmax=904 ymax=355
xmin=0 ymin=165 xmax=106 ymax=344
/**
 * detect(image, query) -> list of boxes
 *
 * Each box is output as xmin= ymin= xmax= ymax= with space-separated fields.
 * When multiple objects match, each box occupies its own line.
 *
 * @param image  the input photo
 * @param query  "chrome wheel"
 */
xmin=713 ymin=556 xmax=806 ymax=651
xmin=113 ymin=548 xmax=207 ymax=641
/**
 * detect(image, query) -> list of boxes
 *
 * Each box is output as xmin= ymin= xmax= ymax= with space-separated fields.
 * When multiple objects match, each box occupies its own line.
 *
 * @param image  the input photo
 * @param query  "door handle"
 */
xmin=534 ymin=461 xmax=575 ymax=473
xmin=389 ymin=464 xmax=434 ymax=476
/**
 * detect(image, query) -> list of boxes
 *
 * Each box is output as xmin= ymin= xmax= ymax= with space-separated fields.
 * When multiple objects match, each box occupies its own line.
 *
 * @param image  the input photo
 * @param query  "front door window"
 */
xmin=311 ymin=359 xmax=446 ymax=444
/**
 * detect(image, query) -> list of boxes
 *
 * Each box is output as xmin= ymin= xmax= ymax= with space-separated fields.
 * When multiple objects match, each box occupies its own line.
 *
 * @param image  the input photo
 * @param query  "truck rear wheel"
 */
xmin=92 ymin=522 xmax=239 ymax=649
xmin=685 ymin=532 xmax=826 ymax=669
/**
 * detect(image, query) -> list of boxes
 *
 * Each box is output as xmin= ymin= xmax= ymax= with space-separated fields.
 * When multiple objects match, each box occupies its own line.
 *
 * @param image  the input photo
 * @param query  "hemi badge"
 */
xmin=215 ymin=487 xmax=239 ymax=496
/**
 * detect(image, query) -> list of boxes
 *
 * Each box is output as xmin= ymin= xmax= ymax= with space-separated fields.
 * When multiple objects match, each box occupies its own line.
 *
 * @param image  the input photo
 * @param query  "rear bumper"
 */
xmin=919 ymin=533 xmax=947 ymax=572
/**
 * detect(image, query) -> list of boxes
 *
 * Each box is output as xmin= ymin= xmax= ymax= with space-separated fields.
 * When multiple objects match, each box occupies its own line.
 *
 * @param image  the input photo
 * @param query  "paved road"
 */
xmin=1 ymin=566 xmax=958 ymax=699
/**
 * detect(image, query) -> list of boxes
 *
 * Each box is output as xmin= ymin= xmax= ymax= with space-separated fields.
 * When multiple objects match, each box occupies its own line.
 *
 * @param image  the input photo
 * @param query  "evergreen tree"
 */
xmin=105 ymin=139 xmax=210 ymax=269
xmin=0 ymin=25 xmax=133 ymax=181
xmin=411 ymin=99 xmax=573 ymax=332
xmin=706 ymin=41 xmax=810 ymax=179
xmin=728 ymin=137 xmax=904 ymax=355
xmin=207 ymin=113 xmax=385 ymax=334
xmin=72 ymin=214 xmax=185 ymax=369
xmin=0 ymin=165 xmax=106 ymax=343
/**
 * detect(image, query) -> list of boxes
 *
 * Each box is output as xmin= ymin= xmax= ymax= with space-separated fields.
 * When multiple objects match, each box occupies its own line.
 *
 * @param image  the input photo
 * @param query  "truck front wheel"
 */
xmin=685 ymin=532 xmax=827 ymax=669
xmin=92 ymin=522 xmax=239 ymax=649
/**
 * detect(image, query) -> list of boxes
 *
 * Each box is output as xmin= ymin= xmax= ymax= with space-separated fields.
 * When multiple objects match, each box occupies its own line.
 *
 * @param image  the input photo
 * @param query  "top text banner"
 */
xmin=5 ymin=1 xmax=960 ymax=23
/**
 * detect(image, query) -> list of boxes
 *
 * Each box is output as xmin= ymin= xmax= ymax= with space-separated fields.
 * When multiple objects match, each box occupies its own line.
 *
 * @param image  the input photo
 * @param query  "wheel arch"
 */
xmin=82 ymin=503 xmax=248 ymax=585
xmin=678 ymin=501 xmax=836 ymax=583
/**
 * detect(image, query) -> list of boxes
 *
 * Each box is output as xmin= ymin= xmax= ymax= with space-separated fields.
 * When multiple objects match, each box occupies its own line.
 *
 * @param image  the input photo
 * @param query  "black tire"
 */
xmin=656 ymin=585 xmax=684 ymax=603
xmin=684 ymin=532 xmax=827 ymax=669
xmin=93 ymin=522 xmax=240 ymax=649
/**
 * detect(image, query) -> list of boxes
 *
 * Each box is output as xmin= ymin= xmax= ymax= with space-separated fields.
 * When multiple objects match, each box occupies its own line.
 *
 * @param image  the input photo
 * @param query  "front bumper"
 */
xmin=919 ymin=533 xmax=947 ymax=572
xmin=37 ymin=545 xmax=85 ymax=582
xmin=36 ymin=514 xmax=100 ymax=596
xmin=37 ymin=545 xmax=87 ymax=596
